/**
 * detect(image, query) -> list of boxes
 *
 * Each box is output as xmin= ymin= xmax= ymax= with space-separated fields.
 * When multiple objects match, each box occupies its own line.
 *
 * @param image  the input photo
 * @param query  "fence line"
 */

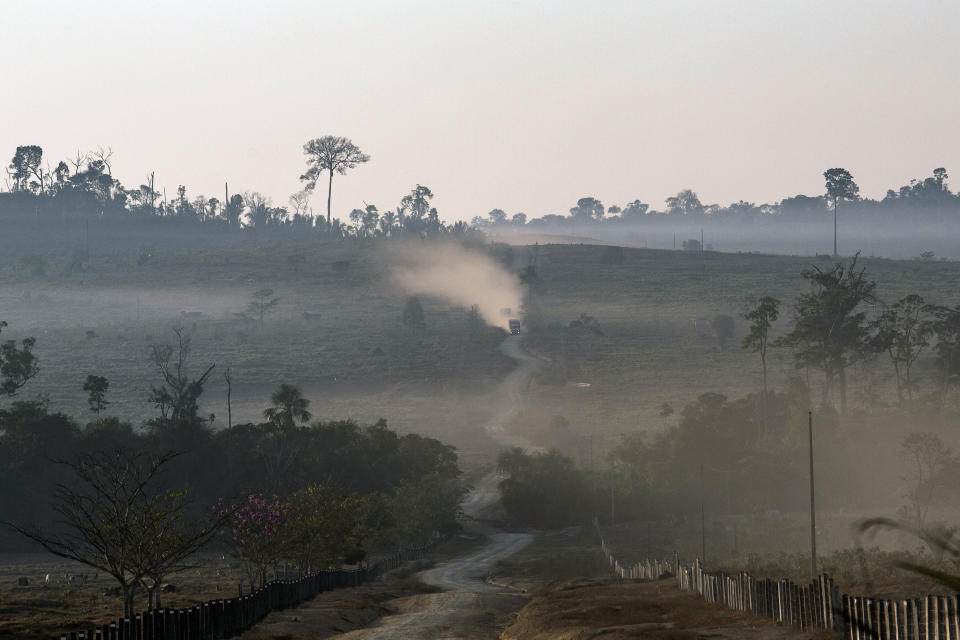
xmin=595 ymin=520 xmax=960 ymax=639
xmin=51 ymin=534 xmax=444 ymax=640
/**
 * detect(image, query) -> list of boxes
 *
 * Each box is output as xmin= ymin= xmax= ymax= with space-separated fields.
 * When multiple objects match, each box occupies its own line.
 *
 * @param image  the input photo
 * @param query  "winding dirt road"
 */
xmin=332 ymin=335 xmax=543 ymax=639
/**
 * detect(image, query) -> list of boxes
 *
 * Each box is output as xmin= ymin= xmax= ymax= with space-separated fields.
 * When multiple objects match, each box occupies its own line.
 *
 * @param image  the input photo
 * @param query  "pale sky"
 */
xmin=2 ymin=0 xmax=958 ymax=221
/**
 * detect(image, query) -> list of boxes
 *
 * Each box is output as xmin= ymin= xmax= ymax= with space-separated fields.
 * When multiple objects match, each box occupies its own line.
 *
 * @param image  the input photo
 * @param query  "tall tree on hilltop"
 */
xmin=823 ymin=168 xmax=859 ymax=256
xmin=300 ymin=136 xmax=370 ymax=228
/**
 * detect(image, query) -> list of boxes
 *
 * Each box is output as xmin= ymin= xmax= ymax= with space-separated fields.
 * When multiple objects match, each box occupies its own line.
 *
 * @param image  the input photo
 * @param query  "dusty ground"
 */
xmin=237 ymin=570 xmax=439 ymax=640
xmin=502 ymin=578 xmax=837 ymax=640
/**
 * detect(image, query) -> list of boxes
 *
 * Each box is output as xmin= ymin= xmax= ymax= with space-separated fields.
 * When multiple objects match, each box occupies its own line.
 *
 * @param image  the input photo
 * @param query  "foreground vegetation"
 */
xmin=0 ymin=323 xmax=465 ymax=620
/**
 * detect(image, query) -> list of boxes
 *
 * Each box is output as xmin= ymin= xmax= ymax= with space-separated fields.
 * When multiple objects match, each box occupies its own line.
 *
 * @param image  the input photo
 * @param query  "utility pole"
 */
xmin=833 ymin=202 xmax=838 ymax=257
xmin=808 ymin=411 xmax=818 ymax=579
xmin=701 ymin=228 xmax=705 ymax=271
xmin=610 ymin=476 xmax=615 ymax=525
xmin=700 ymin=463 xmax=706 ymax=566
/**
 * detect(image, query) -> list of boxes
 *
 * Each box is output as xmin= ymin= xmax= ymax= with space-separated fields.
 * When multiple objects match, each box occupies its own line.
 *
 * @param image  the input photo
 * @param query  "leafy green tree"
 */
xmin=398 ymin=185 xmax=436 ymax=233
xmin=496 ymin=448 xmax=596 ymax=528
xmin=260 ymin=384 xmax=312 ymax=492
xmin=389 ymin=473 xmax=464 ymax=544
xmin=300 ymin=136 xmax=370 ymax=228
xmin=776 ymin=255 xmax=875 ymax=412
xmin=263 ymin=384 xmax=312 ymax=430
xmin=823 ymin=168 xmax=859 ymax=256
xmin=569 ymin=197 xmax=604 ymax=221
xmin=284 ymin=485 xmax=370 ymax=572
xmin=83 ymin=374 xmax=110 ymax=416
xmin=223 ymin=193 xmax=245 ymax=225
xmin=665 ymin=189 xmax=704 ymax=216
xmin=870 ymin=294 xmax=933 ymax=403
xmin=486 ymin=208 xmax=507 ymax=224
xmin=0 ymin=322 xmax=39 ymax=397
xmin=742 ymin=297 xmax=781 ymax=396
xmin=8 ymin=145 xmax=44 ymax=193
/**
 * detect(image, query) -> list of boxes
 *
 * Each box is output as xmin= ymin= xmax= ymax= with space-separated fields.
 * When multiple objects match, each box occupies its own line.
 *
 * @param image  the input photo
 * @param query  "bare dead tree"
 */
xmin=92 ymin=146 xmax=114 ymax=176
xmin=4 ymin=450 xmax=172 ymax=616
xmin=4 ymin=449 xmax=228 ymax=614
xmin=289 ymin=190 xmax=310 ymax=218
xmin=69 ymin=150 xmax=89 ymax=175
xmin=148 ymin=328 xmax=216 ymax=430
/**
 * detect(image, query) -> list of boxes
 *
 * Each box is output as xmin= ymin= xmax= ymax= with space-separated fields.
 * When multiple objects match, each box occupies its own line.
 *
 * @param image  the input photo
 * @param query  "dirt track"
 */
xmin=321 ymin=335 xmax=543 ymax=639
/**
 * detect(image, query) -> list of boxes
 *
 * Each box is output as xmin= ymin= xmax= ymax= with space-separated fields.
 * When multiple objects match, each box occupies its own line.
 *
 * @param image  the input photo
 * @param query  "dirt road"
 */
xmin=329 ymin=336 xmax=542 ymax=639
xmin=480 ymin=334 xmax=544 ymax=453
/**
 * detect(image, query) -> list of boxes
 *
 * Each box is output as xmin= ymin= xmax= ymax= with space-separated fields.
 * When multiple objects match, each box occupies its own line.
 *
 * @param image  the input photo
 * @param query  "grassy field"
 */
xmin=520 ymin=244 xmax=960 ymax=453
xmin=3 ymin=236 xmax=959 ymax=459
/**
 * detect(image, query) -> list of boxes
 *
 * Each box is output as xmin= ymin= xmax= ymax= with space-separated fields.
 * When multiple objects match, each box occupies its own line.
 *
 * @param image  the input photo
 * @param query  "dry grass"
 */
xmin=502 ymin=578 xmax=836 ymax=640
xmin=0 ymin=553 xmax=249 ymax=640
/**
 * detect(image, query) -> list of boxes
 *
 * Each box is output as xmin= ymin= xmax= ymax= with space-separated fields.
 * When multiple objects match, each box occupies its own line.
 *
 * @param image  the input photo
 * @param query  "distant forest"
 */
xmin=2 ymin=143 xmax=957 ymax=239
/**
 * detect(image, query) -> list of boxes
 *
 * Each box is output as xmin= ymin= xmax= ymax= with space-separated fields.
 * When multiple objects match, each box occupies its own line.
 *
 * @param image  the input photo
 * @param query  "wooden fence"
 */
xmin=595 ymin=521 xmax=960 ymax=639
xmin=51 ymin=538 xmax=441 ymax=640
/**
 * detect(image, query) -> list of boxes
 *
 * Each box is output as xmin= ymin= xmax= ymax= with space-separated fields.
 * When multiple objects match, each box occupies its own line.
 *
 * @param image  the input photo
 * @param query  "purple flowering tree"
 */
xmin=217 ymin=493 xmax=290 ymax=588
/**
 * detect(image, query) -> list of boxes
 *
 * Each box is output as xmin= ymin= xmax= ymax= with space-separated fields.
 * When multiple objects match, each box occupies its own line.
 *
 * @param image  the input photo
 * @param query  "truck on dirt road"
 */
xmin=509 ymin=319 xmax=521 ymax=335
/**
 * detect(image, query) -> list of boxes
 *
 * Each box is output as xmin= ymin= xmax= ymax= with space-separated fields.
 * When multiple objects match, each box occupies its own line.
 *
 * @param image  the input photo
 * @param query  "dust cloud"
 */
xmin=390 ymin=244 xmax=523 ymax=330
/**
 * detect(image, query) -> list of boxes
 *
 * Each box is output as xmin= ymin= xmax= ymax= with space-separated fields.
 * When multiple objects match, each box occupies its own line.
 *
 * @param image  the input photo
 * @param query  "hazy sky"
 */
xmin=3 ymin=0 xmax=959 ymax=221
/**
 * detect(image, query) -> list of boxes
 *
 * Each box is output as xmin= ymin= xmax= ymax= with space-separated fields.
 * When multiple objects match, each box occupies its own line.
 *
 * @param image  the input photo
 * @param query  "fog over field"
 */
xmin=4 ymin=2 xmax=960 ymax=638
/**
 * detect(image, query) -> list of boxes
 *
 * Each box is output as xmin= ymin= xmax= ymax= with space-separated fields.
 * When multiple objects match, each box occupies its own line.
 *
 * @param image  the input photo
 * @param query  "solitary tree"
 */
xmin=263 ymin=383 xmax=312 ymax=430
xmin=300 ymin=136 xmax=370 ymax=228
xmin=83 ymin=374 xmax=110 ymax=416
xmin=742 ymin=297 xmax=781 ymax=396
xmin=823 ymin=168 xmax=859 ymax=256
xmin=247 ymin=288 xmax=280 ymax=329
xmin=259 ymin=384 xmax=312 ymax=492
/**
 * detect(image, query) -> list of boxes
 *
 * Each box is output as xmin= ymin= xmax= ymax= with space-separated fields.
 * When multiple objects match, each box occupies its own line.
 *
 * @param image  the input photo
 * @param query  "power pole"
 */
xmin=833 ymin=202 xmax=838 ymax=257
xmin=610 ymin=477 xmax=615 ymax=525
xmin=809 ymin=411 xmax=818 ymax=579
xmin=700 ymin=463 xmax=706 ymax=566
xmin=224 ymin=367 xmax=233 ymax=429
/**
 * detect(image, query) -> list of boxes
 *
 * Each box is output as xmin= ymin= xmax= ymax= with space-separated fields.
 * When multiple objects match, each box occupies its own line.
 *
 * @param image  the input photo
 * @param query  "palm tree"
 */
xmin=263 ymin=384 xmax=312 ymax=430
